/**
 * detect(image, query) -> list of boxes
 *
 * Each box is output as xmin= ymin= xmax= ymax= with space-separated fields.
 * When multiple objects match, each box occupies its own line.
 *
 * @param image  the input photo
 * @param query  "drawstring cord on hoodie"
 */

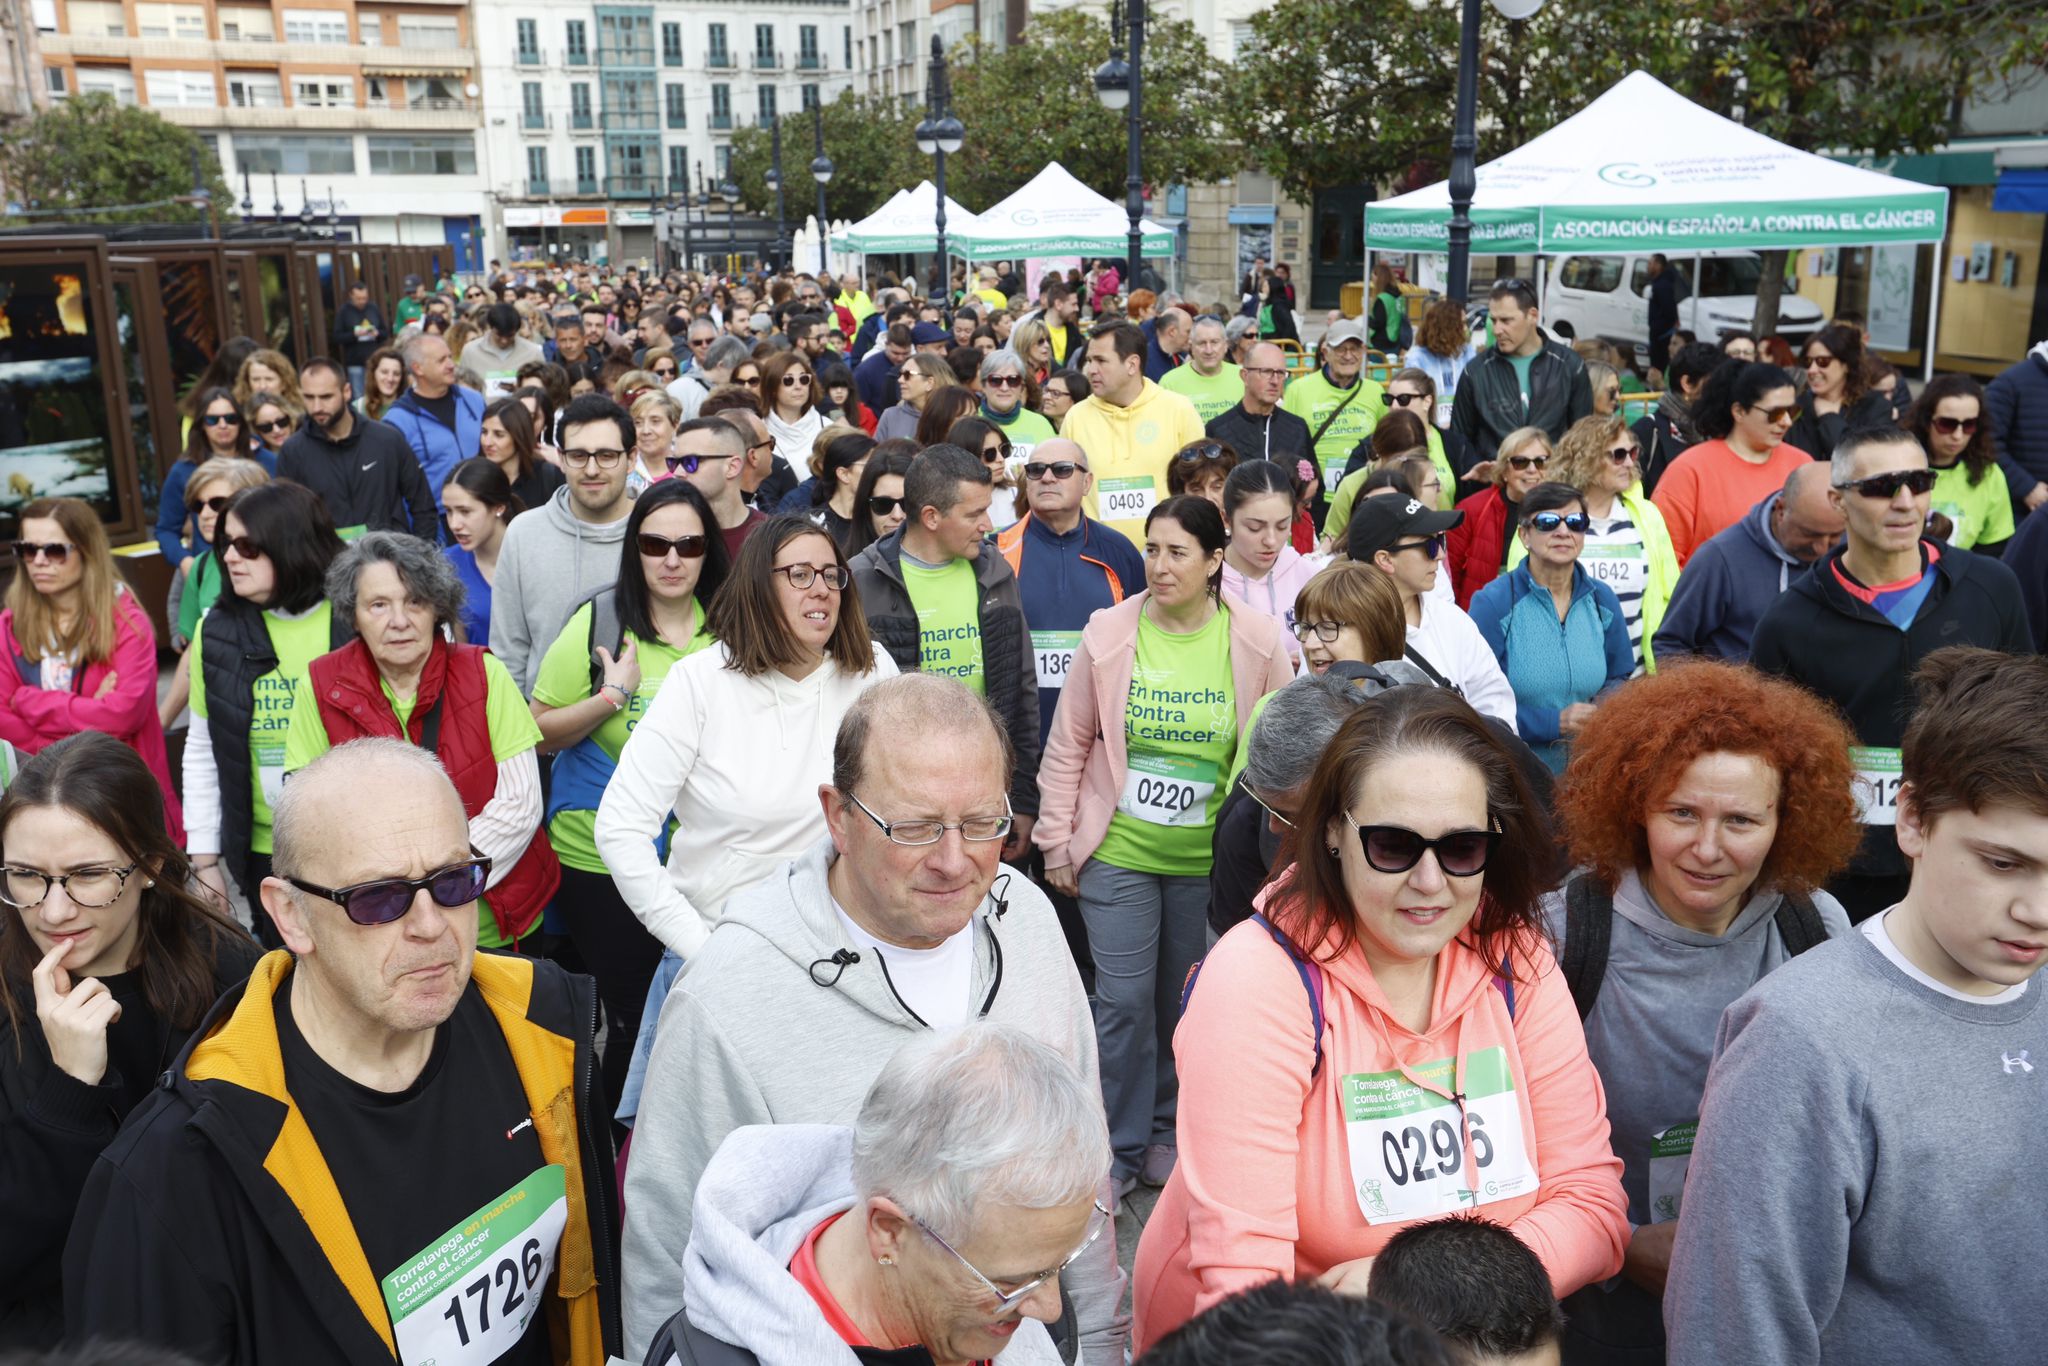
xmin=807 ymin=901 xmax=1008 ymax=1022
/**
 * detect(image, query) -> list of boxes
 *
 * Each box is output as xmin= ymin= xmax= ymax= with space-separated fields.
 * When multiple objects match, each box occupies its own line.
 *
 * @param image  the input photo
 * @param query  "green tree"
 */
xmin=728 ymin=92 xmax=918 ymax=227
xmin=0 ymin=93 xmax=229 ymax=225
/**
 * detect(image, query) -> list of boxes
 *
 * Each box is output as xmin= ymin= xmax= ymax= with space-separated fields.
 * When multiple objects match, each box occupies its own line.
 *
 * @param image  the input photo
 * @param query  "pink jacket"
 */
xmin=1220 ymin=546 xmax=1320 ymax=663
xmin=1034 ymin=593 xmax=1294 ymax=871
xmin=1132 ymin=914 xmax=1629 ymax=1350
xmin=0 ymin=590 xmax=185 ymax=844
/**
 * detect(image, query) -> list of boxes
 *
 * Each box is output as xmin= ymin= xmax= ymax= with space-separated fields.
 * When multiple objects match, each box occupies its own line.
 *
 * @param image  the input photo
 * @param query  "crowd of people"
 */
xmin=3 ymin=250 xmax=2048 ymax=1366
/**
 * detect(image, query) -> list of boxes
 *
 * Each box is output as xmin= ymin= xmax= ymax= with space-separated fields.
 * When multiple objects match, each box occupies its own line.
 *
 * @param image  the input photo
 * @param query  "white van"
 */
xmin=1543 ymin=251 xmax=1824 ymax=365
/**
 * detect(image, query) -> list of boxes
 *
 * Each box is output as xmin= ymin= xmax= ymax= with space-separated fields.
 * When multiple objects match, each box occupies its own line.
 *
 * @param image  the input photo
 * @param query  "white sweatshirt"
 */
xmin=594 ymin=640 xmax=898 ymax=958
xmin=1406 ymin=592 xmax=1519 ymax=731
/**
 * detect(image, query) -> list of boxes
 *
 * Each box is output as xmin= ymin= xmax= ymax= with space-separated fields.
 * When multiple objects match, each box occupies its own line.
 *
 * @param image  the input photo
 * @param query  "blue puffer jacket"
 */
xmin=1986 ymin=345 xmax=2048 ymax=499
xmin=1468 ymin=562 xmax=1634 ymax=772
xmin=380 ymin=385 xmax=484 ymax=508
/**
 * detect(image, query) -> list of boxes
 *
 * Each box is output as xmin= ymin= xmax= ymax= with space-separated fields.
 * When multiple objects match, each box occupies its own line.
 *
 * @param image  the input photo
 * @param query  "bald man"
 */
xmin=67 ymin=738 xmax=622 ymax=1365
xmin=1144 ymin=306 xmax=1192 ymax=381
xmin=1652 ymin=462 xmax=1847 ymax=663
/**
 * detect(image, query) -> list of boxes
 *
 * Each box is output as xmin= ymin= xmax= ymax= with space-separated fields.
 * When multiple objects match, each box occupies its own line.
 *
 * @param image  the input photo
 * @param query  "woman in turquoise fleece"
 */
xmin=1469 ymin=481 xmax=1635 ymax=772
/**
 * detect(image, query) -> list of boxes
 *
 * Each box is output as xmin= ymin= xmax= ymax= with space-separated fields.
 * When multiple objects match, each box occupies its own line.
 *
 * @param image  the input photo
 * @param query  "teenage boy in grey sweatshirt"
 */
xmin=491 ymin=394 xmax=635 ymax=692
xmin=1665 ymin=647 xmax=2048 ymax=1366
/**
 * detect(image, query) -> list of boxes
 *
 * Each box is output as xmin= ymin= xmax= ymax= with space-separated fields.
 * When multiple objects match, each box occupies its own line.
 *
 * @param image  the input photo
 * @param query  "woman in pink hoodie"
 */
xmin=1216 ymin=460 xmax=1319 ymax=665
xmin=1132 ymin=686 xmax=1626 ymax=1349
xmin=0 ymin=498 xmax=184 ymax=844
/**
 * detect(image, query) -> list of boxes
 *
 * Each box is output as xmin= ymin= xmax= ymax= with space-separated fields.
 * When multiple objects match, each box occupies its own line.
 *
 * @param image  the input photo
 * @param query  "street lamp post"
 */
xmin=767 ymin=116 xmax=789 ymax=271
xmin=270 ymin=171 xmax=283 ymax=223
xmin=914 ymin=35 xmax=964 ymax=317
xmin=1445 ymin=0 xmax=1545 ymax=305
xmin=721 ymin=179 xmax=738 ymax=269
xmin=240 ymin=169 xmax=254 ymax=225
xmin=810 ymin=106 xmax=835 ymax=276
xmin=1094 ymin=0 xmax=1143 ymax=295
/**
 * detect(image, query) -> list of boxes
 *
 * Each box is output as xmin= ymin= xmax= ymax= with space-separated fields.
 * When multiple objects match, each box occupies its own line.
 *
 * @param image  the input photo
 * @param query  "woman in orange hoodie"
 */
xmin=1132 ymin=686 xmax=1628 ymax=1349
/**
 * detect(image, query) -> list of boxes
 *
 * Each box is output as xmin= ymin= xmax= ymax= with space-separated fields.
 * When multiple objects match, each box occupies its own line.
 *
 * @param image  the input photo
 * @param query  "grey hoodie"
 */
xmin=622 ymin=839 xmax=1123 ymax=1362
xmin=490 ymin=483 xmax=631 ymax=691
xmin=664 ymin=1123 xmax=1065 ymax=1366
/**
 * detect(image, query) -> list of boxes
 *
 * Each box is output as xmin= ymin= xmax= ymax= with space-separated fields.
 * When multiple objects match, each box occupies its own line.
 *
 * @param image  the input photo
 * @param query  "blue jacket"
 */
xmin=1468 ymin=562 xmax=1634 ymax=770
xmin=998 ymin=512 xmax=1145 ymax=744
xmin=853 ymin=347 xmax=900 ymax=418
xmin=1142 ymin=321 xmax=1180 ymax=382
xmin=1986 ymin=348 xmax=2048 ymax=499
xmin=1652 ymin=491 xmax=1815 ymax=664
xmin=155 ymin=449 xmax=278 ymax=566
xmin=381 ymin=385 xmax=484 ymax=509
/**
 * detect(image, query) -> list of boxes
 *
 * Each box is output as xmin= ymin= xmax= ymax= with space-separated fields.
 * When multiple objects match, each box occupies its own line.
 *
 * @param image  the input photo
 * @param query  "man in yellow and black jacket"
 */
xmin=64 ymin=738 xmax=622 ymax=1366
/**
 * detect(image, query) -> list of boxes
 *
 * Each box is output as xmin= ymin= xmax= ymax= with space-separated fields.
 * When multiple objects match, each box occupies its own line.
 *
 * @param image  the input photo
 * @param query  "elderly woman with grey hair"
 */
xmin=978 ymin=349 xmax=1056 ymax=460
xmin=281 ymin=530 xmax=559 ymax=949
xmin=646 ymin=1022 xmax=1113 ymax=1366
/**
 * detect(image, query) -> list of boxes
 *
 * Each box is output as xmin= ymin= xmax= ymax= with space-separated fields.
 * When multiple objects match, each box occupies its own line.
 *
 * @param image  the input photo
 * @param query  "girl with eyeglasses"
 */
xmin=762 ymin=350 xmax=827 ymax=475
xmin=530 ymin=480 xmax=729 ymax=1114
xmin=847 ymin=445 xmax=916 ymax=555
xmin=156 ymin=386 xmax=275 ymax=571
xmin=0 ymin=732 xmax=256 ymax=1349
xmin=0 ymin=498 xmax=185 ymax=844
xmin=1469 ymin=481 xmax=1636 ymax=773
xmin=1651 ymin=359 xmax=1812 ymax=564
xmin=1132 ymin=685 xmax=1628 ymax=1351
xmin=245 ymin=392 xmax=297 ymax=457
xmin=1446 ymin=426 xmax=1554 ymax=608
xmin=1908 ymin=374 xmax=2011 ymax=553
xmin=1785 ymin=322 xmax=1890 ymax=462
xmin=1038 ymin=369 xmax=1089 ymax=425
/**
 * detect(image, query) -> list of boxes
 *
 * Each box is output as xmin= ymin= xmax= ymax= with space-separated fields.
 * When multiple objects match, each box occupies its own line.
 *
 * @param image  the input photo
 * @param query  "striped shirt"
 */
xmin=1581 ymin=510 xmax=1649 ymax=675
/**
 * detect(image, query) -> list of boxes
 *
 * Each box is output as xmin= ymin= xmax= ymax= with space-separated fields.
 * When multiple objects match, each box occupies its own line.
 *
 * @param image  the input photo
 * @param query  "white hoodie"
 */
xmin=1405 ymin=592 xmax=1519 ymax=731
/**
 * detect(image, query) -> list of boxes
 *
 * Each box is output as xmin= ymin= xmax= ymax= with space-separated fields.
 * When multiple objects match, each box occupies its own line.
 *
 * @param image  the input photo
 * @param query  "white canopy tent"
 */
xmin=1364 ymin=71 xmax=1952 ymax=376
xmin=951 ymin=162 xmax=1174 ymax=261
xmin=832 ymin=180 xmax=986 ymax=254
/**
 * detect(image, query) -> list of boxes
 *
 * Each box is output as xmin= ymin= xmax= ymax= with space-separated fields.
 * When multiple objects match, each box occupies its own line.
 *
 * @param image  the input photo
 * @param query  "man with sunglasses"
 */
xmin=1159 ymin=316 xmax=1241 ymax=424
xmin=713 ymin=405 xmax=797 ymax=515
xmin=621 ymin=675 xmax=1123 ymax=1362
xmin=1653 ymin=463 xmax=1844 ymax=664
xmin=1450 ymin=279 xmax=1593 ymax=457
xmin=1752 ymin=427 xmax=2031 ymax=922
xmin=66 ymin=739 xmax=622 ymax=1365
xmin=278 ymin=358 xmax=437 ymax=542
xmin=669 ymin=332 xmax=746 ymax=421
xmin=671 ymin=416 xmax=768 ymax=561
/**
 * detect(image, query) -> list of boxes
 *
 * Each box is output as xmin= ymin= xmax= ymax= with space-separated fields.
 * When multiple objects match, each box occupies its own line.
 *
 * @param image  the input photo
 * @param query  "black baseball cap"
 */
xmin=1347 ymin=494 xmax=1463 ymax=562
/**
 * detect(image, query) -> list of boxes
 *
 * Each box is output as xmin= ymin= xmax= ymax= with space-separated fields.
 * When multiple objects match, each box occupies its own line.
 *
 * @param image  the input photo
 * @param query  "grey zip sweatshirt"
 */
xmin=1664 ymin=924 xmax=2046 ymax=1365
xmin=489 ymin=484 xmax=630 ymax=692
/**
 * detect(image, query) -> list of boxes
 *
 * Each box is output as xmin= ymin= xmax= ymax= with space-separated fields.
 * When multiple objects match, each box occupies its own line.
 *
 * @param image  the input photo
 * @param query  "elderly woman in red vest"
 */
xmin=280 ymin=531 xmax=558 ymax=950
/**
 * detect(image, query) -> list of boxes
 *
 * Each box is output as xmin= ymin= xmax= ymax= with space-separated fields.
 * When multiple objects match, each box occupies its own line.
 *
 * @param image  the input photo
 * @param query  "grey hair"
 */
xmin=398 ymin=332 xmax=442 ymax=371
xmin=832 ymin=672 xmax=1010 ymax=799
xmin=1829 ymin=424 xmax=1920 ymax=488
xmin=326 ymin=530 xmax=467 ymax=630
xmin=271 ymin=738 xmax=454 ymax=880
xmin=979 ymin=348 xmax=1026 ymax=383
xmin=1224 ymin=315 xmax=1259 ymax=345
xmin=1244 ymin=672 xmax=1377 ymax=795
xmin=703 ymin=335 xmax=752 ymax=374
xmin=852 ymin=1023 xmax=1110 ymax=1244
xmin=1190 ymin=316 xmax=1226 ymax=340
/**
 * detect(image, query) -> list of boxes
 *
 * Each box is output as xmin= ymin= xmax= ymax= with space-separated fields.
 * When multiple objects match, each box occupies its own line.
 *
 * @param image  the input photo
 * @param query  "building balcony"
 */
xmin=596 ymin=46 xmax=656 ymax=68
xmin=598 ymin=109 xmax=658 ymax=130
xmin=752 ymin=51 xmax=782 ymax=69
xmin=151 ymin=102 xmax=477 ymax=130
xmin=707 ymin=53 xmax=735 ymax=69
xmin=570 ymin=110 xmax=595 ymax=129
xmin=41 ymin=33 xmax=474 ymax=70
xmin=521 ymin=110 xmax=551 ymax=130
xmin=518 ymin=50 xmax=544 ymax=66
xmin=797 ymin=54 xmax=824 ymax=70
xmin=606 ymin=175 xmax=662 ymax=197
xmin=515 ymin=179 xmax=605 ymax=198
xmin=666 ymin=110 xmax=687 ymax=129
xmin=564 ymin=49 xmax=593 ymax=67
xmin=709 ymin=112 xmax=732 ymax=130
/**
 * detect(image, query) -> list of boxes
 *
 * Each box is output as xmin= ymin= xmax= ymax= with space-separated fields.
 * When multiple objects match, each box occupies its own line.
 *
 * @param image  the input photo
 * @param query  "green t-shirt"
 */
xmin=1507 ymin=352 xmax=1536 ymax=416
xmin=984 ymin=403 xmax=1058 ymax=462
xmin=1281 ymin=369 xmax=1388 ymax=491
xmin=1322 ymin=427 xmax=1459 ymax=543
xmin=531 ymin=599 xmax=715 ymax=873
xmin=177 ymin=552 xmax=225 ymax=644
xmin=1159 ymin=363 xmax=1243 ymax=425
xmin=190 ymin=606 xmax=333 ymax=856
xmin=1930 ymin=460 xmax=2014 ymax=550
xmin=1092 ymin=605 xmax=1238 ymax=877
xmin=281 ymin=649 xmax=544 ymax=948
xmin=902 ymin=557 xmax=986 ymax=696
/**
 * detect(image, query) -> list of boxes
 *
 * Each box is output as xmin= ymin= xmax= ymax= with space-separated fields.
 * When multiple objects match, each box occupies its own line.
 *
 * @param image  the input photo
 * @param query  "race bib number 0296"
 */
xmin=383 ymin=1164 xmax=568 ymax=1366
xmin=1340 ymin=1046 xmax=1536 ymax=1225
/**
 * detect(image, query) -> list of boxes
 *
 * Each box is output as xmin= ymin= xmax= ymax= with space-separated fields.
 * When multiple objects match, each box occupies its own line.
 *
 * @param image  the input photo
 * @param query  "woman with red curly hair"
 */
xmin=1543 ymin=659 xmax=1861 ymax=1364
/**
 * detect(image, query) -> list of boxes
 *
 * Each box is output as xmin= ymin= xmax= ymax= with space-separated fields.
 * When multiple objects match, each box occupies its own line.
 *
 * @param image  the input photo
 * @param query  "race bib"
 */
xmin=1647 ymin=1120 xmax=1695 ymax=1224
xmin=1580 ymin=542 xmax=1649 ymax=600
xmin=1341 ymin=1046 xmax=1537 ymax=1225
xmin=1117 ymin=752 xmax=1218 ymax=828
xmin=384 ymin=1165 xmax=568 ymax=1366
xmin=1032 ymin=630 xmax=1079 ymax=691
xmin=1850 ymin=746 xmax=1903 ymax=825
xmin=1099 ymin=476 xmax=1158 ymax=523
xmin=255 ymin=742 xmax=286 ymax=808
xmin=1321 ymin=456 xmax=1348 ymax=492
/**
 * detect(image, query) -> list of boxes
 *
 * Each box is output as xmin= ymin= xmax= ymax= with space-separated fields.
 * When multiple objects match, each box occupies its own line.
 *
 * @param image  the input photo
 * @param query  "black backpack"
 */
xmin=1557 ymin=872 xmax=1828 ymax=1021
xmin=582 ymin=586 xmax=627 ymax=694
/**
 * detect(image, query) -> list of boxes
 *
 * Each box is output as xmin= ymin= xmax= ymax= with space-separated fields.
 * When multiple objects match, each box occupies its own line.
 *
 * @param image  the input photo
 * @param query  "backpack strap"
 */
xmin=1772 ymin=889 xmax=1829 ymax=957
xmin=1402 ymin=644 xmax=1459 ymax=693
xmin=1179 ymin=911 xmax=1325 ymax=1078
xmin=1560 ymin=873 xmax=1615 ymax=1021
xmin=1492 ymin=958 xmax=1517 ymax=1021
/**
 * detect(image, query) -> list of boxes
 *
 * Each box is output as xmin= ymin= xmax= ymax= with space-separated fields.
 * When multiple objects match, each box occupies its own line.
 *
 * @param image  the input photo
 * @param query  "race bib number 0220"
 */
xmin=1340 ymin=1046 xmax=1537 ymax=1225
xmin=382 ymin=1164 xmax=568 ymax=1366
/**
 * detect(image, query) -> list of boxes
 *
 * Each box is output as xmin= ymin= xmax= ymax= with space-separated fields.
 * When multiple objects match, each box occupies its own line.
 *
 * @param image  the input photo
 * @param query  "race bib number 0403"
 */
xmin=1098 ymin=476 xmax=1158 ymax=523
xmin=383 ymin=1164 xmax=569 ymax=1366
xmin=1341 ymin=1046 xmax=1537 ymax=1225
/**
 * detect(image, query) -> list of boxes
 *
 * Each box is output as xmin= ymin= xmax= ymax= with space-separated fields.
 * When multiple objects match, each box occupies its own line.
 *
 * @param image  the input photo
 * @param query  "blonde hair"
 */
xmin=1551 ymin=413 xmax=1636 ymax=493
xmin=630 ymin=387 xmax=682 ymax=427
xmin=233 ymin=348 xmax=301 ymax=411
xmin=809 ymin=421 xmax=864 ymax=480
xmin=1492 ymin=426 xmax=1554 ymax=488
xmin=6 ymin=498 xmax=119 ymax=665
xmin=185 ymin=455 xmax=271 ymax=507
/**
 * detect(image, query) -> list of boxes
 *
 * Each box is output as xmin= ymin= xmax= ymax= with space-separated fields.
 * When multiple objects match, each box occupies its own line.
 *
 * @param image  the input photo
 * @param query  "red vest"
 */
xmin=307 ymin=637 xmax=559 ymax=944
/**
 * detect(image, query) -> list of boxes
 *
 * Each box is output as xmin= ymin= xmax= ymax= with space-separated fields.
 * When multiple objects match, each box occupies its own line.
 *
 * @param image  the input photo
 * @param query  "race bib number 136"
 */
xmin=383 ymin=1165 xmax=568 ymax=1366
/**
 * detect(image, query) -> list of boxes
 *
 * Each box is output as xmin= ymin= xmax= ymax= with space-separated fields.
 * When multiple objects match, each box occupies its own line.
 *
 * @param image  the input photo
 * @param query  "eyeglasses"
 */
xmin=224 ymin=536 xmax=265 ymax=561
xmin=772 ymin=561 xmax=850 ymax=591
xmin=563 ymin=448 xmax=628 ymax=469
xmin=253 ymin=417 xmax=293 ymax=435
xmin=1177 ymin=442 xmax=1227 ymax=462
xmin=1750 ymin=404 xmax=1799 ymax=423
xmin=0 ymin=862 xmax=142 ymax=909
xmin=1024 ymin=461 xmax=1082 ymax=482
xmin=869 ymin=494 xmax=905 ymax=516
xmin=284 ymin=855 xmax=493 ymax=927
xmin=202 ymin=413 xmax=241 ymax=427
xmin=1349 ymin=821 xmax=1502 ymax=877
xmin=188 ymin=494 xmax=233 ymax=515
xmin=907 ymin=1199 xmax=1112 ymax=1314
xmin=1528 ymin=511 xmax=1590 ymax=534
xmin=782 ymin=373 xmax=813 ymax=388
xmin=1607 ymin=446 xmax=1638 ymax=465
xmin=1292 ymin=620 xmax=1342 ymax=644
xmin=844 ymin=789 xmax=1013 ymax=847
xmin=1241 ymin=366 xmax=1287 ymax=380
xmin=637 ymin=531 xmax=708 ymax=560
xmin=1840 ymin=467 xmax=1937 ymax=500
xmin=1247 ymin=787 xmax=1296 ymax=831
xmin=1506 ymin=455 xmax=1548 ymax=471
xmin=1388 ymin=534 xmax=1444 ymax=559
xmin=1387 ymin=391 xmax=1431 ymax=407
xmin=689 ymin=336 xmax=714 ymax=349
xmin=13 ymin=541 xmax=72 ymax=564
xmin=1931 ymin=416 xmax=1979 ymax=436
xmin=665 ymin=453 xmax=709 ymax=476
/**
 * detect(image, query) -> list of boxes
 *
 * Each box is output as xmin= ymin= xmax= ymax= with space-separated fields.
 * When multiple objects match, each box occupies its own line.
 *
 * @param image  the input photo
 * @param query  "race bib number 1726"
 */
xmin=383 ymin=1165 xmax=568 ymax=1366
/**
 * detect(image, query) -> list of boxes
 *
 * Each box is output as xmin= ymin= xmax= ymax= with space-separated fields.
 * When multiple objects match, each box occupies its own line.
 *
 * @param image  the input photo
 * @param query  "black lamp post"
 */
xmin=299 ymin=178 xmax=314 ymax=232
xmin=327 ymin=184 xmax=339 ymax=236
xmin=1094 ymin=0 xmax=1143 ymax=295
xmin=810 ymin=105 xmax=834 ymax=276
xmin=1445 ymin=0 xmax=1545 ymax=305
xmin=270 ymin=171 xmax=283 ymax=223
xmin=240 ymin=169 xmax=254 ymax=225
xmin=914 ymin=35 xmax=964 ymax=315
xmin=767 ymin=116 xmax=789 ymax=272
xmin=650 ymin=183 xmax=662 ymax=272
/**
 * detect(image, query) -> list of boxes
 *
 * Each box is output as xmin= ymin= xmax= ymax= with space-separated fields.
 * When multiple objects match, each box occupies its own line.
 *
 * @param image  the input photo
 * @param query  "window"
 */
xmin=757 ymin=84 xmax=775 ymax=125
xmin=801 ymin=83 xmax=819 ymax=111
xmin=63 ymin=1 xmax=124 ymax=37
xmin=664 ymin=84 xmax=686 ymax=128
xmin=397 ymin=15 xmax=459 ymax=48
xmin=516 ymin=17 xmax=539 ymax=63
xmin=76 ymin=65 xmax=135 ymax=101
xmin=218 ymin=6 xmax=275 ymax=41
xmin=526 ymin=145 xmax=548 ymax=193
xmin=602 ymin=73 xmax=654 ymax=127
xmin=408 ymin=77 xmax=464 ymax=111
xmin=143 ymin=69 xmax=216 ymax=106
xmin=798 ymin=25 xmax=819 ymax=68
xmin=597 ymin=11 xmax=653 ymax=65
xmin=564 ymin=19 xmax=588 ymax=64
xmin=521 ymin=81 xmax=545 ymax=127
xmin=575 ymin=145 xmax=597 ymax=191
xmin=661 ymin=21 xmax=682 ymax=66
xmin=707 ymin=23 xmax=729 ymax=67
xmin=570 ymin=82 xmax=592 ymax=127
xmin=234 ymin=134 xmax=355 ymax=175
xmin=293 ymin=76 xmax=352 ymax=107
xmin=134 ymin=3 xmax=205 ymax=39
xmin=715 ymin=144 xmax=731 ymax=178
xmin=282 ymin=9 xmax=349 ymax=44
xmin=228 ymin=71 xmax=282 ymax=107
xmin=710 ymin=82 xmax=729 ymax=129
xmin=754 ymin=23 xmax=775 ymax=66
xmin=667 ymin=144 xmax=688 ymax=191
xmin=44 ymin=65 xmax=68 ymax=97
xmin=30 ymin=0 xmax=55 ymax=33
xmin=1559 ymin=256 xmax=1622 ymax=293
xmin=1230 ymin=22 xmax=1258 ymax=59
xmin=367 ymin=134 xmax=477 ymax=176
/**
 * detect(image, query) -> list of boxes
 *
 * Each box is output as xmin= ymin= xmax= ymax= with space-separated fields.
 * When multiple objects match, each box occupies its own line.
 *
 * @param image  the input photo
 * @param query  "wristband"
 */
xmin=600 ymin=683 xmax=628 ymax=709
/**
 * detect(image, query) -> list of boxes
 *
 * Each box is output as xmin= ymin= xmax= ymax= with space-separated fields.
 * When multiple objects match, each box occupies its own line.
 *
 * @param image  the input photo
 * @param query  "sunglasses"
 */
xmin=1841 ymin=467 xmax=1937 ymax=500
xmin=1350 ymin=822 xmax=1502 ymax=877
xmin=1607 ymin=446 xmax=1638 ymax=465
xmin=781 ymin=373 xmax=812 ymax=388
xmin=653 ymin=365 xmax=677 ymax=378
xmin=1931 ymin=416 xmax=1978 ymax=436
xmin=982 ymin=442 xmax=1012 ymax=463
xmin=189 ymin=494 xmax=233 ymax=515
xmin=1506 ymin=455 xmax=1548 ymax=471
xmin=898 ymin=370 xmax=920 ymax=383
xmin=984 ymin=374 xmax=1023 ymax=389
xmin=1024 ymin=461 xmax=1081 ymax=481
xmin=202 ymin=413 xmax=242 ymax=427
xmin=285 ymin=855 xmax=493 ymax=927
xmin=1388 ymin=534 xmax=1444 ymax=559
xmin=1751 ymin=404 xmax=1799 ymax=423
xmin=1387 ymin=391 xmax=1430 ymax=407
xmin=665 ymin=453 xmax=710 ymax=476
xmin=1528 ymin=511 xmax=1590 ymax=534
xmin=1177 ymin=442 xmax=1227 ymax=462
xmin=869 ymin=494 xmax=905 ymax=516
xmin=224 ymin=535 xmax=265 ymax=560
xmin=253 ymin=417 xmax=293 ymax=434
xmin=1804 ymin=355 xmax=1839 ymax=369
xmin=13 ymin=540 xmax=71 ymax=564
xmin=638 ymin=531 xmax=708 ymax=559
xmin=735 ymin=373 xmax=761 ymax=385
